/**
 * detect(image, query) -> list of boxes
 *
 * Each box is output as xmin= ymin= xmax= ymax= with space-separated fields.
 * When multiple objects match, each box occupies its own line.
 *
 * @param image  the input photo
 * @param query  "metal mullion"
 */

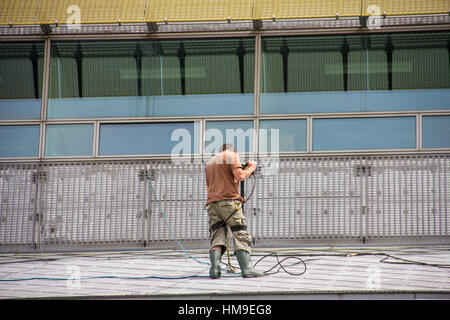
xmin=417 ymin=114 xmax=422 ymax=150
xmin=41 ymin=38 xmax=51 ymax=121
xmin=253 ymin=33 xmax=261 ymax=117
xmin=93 ymin=121 xmax=100 ymax=157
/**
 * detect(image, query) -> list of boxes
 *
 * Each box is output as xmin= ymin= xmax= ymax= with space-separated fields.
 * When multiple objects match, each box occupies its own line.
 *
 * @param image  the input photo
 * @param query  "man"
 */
xmin=205 ymin=143 xmax=263 ymax=279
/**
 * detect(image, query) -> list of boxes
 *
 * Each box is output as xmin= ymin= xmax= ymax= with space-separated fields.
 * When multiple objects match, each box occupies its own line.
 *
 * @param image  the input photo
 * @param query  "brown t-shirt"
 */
xmin=205 ymin=151 xmax=241 ymax=205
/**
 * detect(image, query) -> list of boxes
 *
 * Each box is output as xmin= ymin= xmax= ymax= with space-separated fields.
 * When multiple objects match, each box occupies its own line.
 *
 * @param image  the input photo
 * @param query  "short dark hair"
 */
xmin=219 ymin=144 xmax=235 ymax=152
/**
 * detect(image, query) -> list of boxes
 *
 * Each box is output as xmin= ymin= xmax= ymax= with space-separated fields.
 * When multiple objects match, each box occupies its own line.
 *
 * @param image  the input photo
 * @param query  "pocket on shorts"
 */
xmin=235 ymin=230 xmax=251 ymax=247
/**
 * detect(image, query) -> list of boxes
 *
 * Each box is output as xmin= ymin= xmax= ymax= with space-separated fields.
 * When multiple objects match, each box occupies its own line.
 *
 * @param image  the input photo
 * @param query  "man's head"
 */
xmin=219 ymin=144 xmax=235 ymax=153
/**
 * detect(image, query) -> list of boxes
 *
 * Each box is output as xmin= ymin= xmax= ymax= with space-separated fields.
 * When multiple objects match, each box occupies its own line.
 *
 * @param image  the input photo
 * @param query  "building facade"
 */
xmin=0 ymin=0 xmax=449 ymax=251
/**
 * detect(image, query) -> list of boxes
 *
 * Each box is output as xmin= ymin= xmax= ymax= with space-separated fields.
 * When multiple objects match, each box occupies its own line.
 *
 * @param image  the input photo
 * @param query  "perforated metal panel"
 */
xmin=1 ymin=154 xmax=449 ymax=251
xmin=1 ymin=0 xmax=448 ymax=26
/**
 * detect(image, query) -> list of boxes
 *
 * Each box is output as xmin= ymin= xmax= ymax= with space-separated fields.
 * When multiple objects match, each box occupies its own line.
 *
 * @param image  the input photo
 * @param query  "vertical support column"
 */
xmin=253 ymin=33 xmax=261 ymax=118
xmin=39 ymin=38 xmax=52 ymax=159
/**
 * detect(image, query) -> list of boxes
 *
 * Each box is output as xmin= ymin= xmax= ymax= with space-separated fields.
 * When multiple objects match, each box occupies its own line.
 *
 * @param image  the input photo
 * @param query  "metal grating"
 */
xmin=0 ymin=0 xmax=449 ymax=26
xmin=0 ymin=154 xmax=449 ymax=251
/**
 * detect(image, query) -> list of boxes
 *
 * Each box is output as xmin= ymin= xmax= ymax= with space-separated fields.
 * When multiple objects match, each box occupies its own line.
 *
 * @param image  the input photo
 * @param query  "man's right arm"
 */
xmin=233 ymin=160 xmax=257 ymax=182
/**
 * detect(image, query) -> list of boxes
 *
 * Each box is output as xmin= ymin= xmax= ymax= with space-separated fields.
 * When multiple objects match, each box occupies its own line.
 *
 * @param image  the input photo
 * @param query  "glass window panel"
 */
xmin=260 ymin=35 xmax=366 ymax=114
xmin=366 ymin=32 xmax=450 ymax=112
xmin=205 ymin=121 xmax=254 ymax=153
xmin=423 ymin=116 xmax=450 ymax=149
xmin=48 ymin=39 xmax=254 ymax=118
xmin=259 ymin=119 xmax=306 ymax=152
xmin=99 ymin=122 xmax=198 ymax=155
xmin=0 ymin=42 xmax=44 ymax=120
xmin=0 ymin=125 xmax=40 ymax=157
xmin=45 ymin=124 xmax=93 ymax=156
xmin=261 ymin=32 xmax=450 ymax=114
xmin=313 ymin=117 xmax=416 ymax=151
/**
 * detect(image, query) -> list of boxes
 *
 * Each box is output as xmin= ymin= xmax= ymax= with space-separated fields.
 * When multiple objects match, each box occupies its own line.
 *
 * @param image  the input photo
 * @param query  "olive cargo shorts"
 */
xmin=207 ymin=199 xmax=252 ymax=254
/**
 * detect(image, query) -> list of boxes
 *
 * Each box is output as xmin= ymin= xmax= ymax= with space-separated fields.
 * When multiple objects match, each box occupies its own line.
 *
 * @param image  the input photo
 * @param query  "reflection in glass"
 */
xmin=313 ymin=117 xmax=416 ymax=151
xmin=99 ymin=122 xmax=198 ymax=155
xmin=261 ymin=32 xmax=450 ymax=114
xmin=45 ymin=124 xmax=93 ymax=156
xmin=205 ymin=121 xmax=254 ymax=153
xmin=0 ymin=42 xmax=44 ymax=120
xmin=423 ymin=116 xmax=450 ymax=149
xmin=48 ymin=39 xmax=254 ymax=118
xmin=259 ymin=119 xmax=307 ymax=152
xmin=0 ymin=125 xmax=40 ymax=157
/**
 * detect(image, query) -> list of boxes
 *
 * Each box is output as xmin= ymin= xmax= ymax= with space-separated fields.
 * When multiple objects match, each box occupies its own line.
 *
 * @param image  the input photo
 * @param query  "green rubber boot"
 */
xmin=209 ymin=250 xmax=222 ymax=279
xmin=235 ymin=250 xmax=264 ymax=278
